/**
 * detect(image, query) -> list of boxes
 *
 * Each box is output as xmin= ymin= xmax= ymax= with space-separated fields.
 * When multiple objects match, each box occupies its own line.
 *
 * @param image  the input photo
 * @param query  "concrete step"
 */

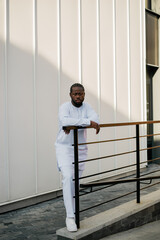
xmin=56 ymin=189 xmax=160 ymax=240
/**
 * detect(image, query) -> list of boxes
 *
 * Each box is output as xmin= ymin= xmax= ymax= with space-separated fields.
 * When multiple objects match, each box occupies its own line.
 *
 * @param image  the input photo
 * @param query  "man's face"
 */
xmin=70 ymin=87 xmax=85 ymax=107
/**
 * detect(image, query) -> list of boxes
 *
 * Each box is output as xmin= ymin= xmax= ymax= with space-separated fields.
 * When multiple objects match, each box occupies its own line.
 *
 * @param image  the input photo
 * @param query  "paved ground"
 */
xmin=0 ymin=164 xmax=160 ymax=240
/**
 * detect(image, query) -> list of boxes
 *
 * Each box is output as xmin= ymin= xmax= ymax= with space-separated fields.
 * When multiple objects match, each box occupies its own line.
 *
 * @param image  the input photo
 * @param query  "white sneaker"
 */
xmin=66 ymin=218 xmax=77 ymax=232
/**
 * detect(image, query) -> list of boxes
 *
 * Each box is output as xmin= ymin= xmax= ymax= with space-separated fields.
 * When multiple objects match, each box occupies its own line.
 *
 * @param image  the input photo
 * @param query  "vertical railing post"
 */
xmin=74 ymin=128 xmax=80 ymax=228
xmin=136 ymin=124 xmax=140 ymax=203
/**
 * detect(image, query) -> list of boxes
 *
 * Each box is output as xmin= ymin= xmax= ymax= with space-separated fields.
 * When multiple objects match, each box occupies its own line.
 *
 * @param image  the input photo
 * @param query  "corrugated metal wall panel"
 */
xmin=0 ymin=0 xmax=146 ymax=204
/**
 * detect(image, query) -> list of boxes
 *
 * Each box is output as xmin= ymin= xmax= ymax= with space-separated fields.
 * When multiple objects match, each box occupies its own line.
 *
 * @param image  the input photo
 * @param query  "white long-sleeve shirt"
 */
xmin=55 ymin=102 xmax=99 ymax=149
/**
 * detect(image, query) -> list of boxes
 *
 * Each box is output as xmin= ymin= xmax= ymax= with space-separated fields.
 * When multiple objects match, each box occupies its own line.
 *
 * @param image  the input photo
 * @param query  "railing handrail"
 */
xmin=72 ymin=120 xmax=160 ymax=228
xmin=63 ymin=120 xmax=160 ymax=130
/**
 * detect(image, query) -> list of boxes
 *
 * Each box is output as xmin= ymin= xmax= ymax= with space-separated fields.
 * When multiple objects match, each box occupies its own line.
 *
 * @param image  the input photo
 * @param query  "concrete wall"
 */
xmin=0 ymin=0 xmax=146 ymax=206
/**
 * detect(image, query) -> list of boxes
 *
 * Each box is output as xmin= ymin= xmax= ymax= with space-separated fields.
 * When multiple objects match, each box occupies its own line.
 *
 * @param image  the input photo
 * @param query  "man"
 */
xmin=55 ymin=83 xmax=100 ymax=232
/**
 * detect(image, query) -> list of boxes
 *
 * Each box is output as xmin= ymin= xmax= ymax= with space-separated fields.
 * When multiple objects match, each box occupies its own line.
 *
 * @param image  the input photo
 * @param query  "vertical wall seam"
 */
xmin=139 ymin=1 xmax=144 ymax=161
xmin=127 ymin=0 xmax=131 ymax=122
xmin=33 ymin=0 xmax=38 ymax=194
xmin=78 ymin=0 xmax=82 ymax=84
xmin=96 ymin=0 xmax=101 ymax=176
xmin=140 ymin=0 xmax=144 ymax=160
xmin=113 ymin=0 xmax=117 ymax=122
xmin=113 ymin=0 xmax=117 ymax=169
xmin=4 ymin=0 xmax=9 ymax=201
xmin=57 ymin=0 xmax=61 ymax=107
xmin=127 ymin=0 xmax=132 ymax=166
xmin=142 ymin=0 xmax=146 ymax=121
xmin=97 ymin=0 xmax=101 ymax=117
xmin=140 ymin=0 xmax=144 ymax=122
xmin=57 ymin=0 xmax=62 ymax=187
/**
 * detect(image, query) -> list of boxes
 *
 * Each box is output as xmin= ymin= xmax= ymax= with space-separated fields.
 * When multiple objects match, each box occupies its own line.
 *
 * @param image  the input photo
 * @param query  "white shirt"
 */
xmin=55 ymin=102 xmax=99 ymax=149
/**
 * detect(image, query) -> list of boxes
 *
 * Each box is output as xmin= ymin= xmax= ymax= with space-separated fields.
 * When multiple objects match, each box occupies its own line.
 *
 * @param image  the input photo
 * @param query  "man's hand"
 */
xmin=64 ymin=129 xmax=70 ymax=135
xmin=90 ymin=121 xmax=100 ymax=134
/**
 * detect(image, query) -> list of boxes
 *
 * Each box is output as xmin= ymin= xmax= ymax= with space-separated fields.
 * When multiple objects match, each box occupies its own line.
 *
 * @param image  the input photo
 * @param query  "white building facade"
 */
xmin=0 ymin=0 xmax=147 ymax=209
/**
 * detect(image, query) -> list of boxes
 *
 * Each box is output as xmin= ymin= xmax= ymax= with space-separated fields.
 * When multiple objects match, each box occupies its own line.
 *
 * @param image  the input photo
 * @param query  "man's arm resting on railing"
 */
xmin=59 ymin=103 xmax=100 ymax=134
xmin=90 ymin=121 xmax=100 ymax=134
xmin=63 ymin=121 xmax=100 ymax=135
xmin=62 ymin=118 xmax=90 ymax=135
xmin=59 ymin=104 xmax=90 ymax=128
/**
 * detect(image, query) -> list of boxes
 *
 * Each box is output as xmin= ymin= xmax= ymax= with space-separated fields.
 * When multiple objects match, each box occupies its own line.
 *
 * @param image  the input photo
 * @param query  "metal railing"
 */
xmin=64 ymin=120 xmax=160 ymax=228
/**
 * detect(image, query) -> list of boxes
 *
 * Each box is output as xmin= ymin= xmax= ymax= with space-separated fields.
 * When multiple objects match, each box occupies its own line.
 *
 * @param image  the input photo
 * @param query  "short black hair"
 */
xmin=70 ymin=83 xmax=85 ymax=93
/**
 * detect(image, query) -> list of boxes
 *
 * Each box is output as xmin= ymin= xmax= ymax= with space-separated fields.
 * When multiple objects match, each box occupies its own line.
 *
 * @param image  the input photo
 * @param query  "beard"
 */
xmin=71 ymin=99 xmax=83 ymax=107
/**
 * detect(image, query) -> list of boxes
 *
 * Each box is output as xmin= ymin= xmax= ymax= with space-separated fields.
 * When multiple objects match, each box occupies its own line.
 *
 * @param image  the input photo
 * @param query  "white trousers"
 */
xmin=60 ymin=166 xmax=83 ymax=218
xmin=56 ymin=145 xmax=87 ymax=218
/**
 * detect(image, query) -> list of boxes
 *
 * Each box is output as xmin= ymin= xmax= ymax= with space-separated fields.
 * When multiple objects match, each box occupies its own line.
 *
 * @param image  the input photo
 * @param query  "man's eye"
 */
xmin=73 ymin=93 xmax=83 ymax=96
